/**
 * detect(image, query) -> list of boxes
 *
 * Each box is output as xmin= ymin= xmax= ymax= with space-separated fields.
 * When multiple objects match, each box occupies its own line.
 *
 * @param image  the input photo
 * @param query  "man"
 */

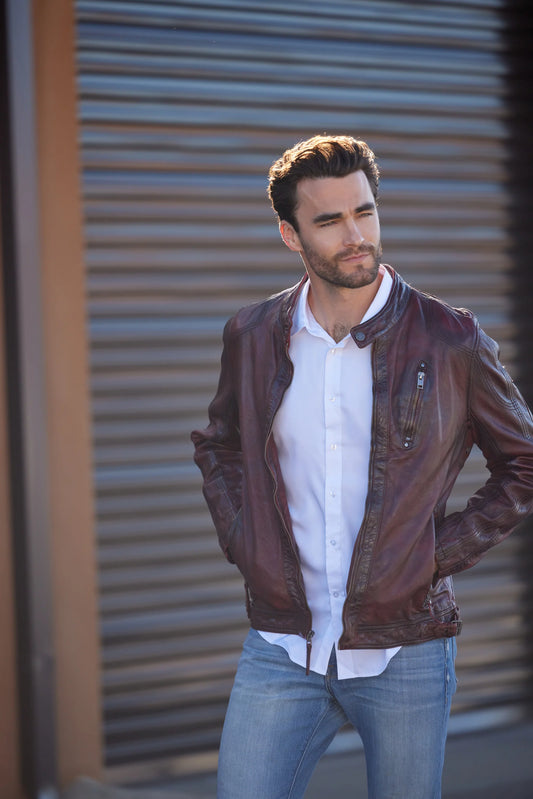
xmin=191 ymin=135 xmax=533 ymax=799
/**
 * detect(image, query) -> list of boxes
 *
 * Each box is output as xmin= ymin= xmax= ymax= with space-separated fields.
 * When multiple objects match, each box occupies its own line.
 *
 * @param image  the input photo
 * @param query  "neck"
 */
xmin=307 ymin=271 xmax=383 ymax=342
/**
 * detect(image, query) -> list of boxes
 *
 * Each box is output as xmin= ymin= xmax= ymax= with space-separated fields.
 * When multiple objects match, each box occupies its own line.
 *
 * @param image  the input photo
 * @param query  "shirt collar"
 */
xmin=292 ymin=264 xmax=393 ymax=338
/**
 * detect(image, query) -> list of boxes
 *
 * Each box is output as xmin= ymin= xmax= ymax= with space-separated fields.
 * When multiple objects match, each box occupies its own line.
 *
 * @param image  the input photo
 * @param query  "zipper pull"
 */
xmin=417 ymin=362 xmax=427 ymax=389
xmin=305 ymin=630 xmax=315 ymax=675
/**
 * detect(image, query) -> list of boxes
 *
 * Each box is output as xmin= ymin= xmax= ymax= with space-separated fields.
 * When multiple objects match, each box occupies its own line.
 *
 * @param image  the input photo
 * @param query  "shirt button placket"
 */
xmin=325 ymin=343 xmax=343 ymax=605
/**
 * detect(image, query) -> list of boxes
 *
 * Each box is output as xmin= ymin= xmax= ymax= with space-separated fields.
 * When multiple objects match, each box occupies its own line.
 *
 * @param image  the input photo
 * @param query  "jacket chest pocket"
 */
xmin=401 ymin=360 xmax=428 ymax=450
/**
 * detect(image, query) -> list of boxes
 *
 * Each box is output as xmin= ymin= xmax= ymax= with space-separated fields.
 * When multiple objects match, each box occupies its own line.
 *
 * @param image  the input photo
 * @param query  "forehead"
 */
xmin=294 ymin=170 xmax=374 ymax=218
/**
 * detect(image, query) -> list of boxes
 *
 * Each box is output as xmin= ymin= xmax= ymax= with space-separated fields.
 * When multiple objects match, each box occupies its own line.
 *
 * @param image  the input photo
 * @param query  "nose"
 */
xmin=343 ymin=218 xmax=364 ymax=247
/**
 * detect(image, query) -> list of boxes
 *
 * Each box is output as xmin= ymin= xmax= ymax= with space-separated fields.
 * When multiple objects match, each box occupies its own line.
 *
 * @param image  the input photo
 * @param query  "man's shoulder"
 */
xmin=406 ymin=282 xmax=479 ymax=349
xmin=225 ymin=279 xmax=303 ymax=337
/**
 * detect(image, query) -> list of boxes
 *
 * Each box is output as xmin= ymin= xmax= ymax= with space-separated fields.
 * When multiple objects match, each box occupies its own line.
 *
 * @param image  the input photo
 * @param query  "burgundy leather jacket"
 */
xmin=191 ymin=266 xmax=533 ymax=654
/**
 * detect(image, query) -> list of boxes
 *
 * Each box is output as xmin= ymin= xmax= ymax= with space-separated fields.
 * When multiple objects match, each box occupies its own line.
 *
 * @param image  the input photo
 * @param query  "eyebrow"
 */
xmin=312 ymin=201 xmax=376 ymax=225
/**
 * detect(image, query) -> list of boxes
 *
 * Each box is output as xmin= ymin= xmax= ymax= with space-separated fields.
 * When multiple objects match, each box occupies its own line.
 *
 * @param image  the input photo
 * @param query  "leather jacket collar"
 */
xmin=280 ymin=265 xmax=412 ymax=349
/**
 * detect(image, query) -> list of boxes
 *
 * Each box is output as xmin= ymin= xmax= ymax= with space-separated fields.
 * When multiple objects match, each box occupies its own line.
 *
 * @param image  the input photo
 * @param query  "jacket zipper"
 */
xmin=403 ymin=361 xmax=427 ymax=449
xmin=264 ymin=328 xmax=314 ymax=671
xmin=342 ymin=345 xmax=382 ymax=631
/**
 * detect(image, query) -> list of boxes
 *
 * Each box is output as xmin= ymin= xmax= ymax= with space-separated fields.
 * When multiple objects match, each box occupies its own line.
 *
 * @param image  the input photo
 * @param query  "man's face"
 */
xmin=281 ymin=171 xmax=382 ymax=290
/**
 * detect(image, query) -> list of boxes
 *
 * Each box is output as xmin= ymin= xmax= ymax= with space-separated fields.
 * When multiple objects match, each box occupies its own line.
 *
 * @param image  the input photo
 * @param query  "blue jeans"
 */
xmin=217 ymin=629 xmax=457 ymax=799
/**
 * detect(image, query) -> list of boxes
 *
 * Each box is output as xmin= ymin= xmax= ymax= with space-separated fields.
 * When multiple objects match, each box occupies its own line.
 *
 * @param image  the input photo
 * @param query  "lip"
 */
xmin=340 ymin=251 xmax=370 ymax=263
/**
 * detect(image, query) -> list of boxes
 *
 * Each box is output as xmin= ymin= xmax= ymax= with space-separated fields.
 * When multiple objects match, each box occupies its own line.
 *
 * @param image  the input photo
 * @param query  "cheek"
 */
xmin=369 ymin=219 xmax=381 ymax=242
xmin=300 ymin=229 xmax=336 ymax=255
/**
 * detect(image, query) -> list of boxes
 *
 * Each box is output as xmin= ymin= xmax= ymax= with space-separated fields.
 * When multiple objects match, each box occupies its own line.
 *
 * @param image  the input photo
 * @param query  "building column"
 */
xmin=0 ymin=0 xmax=103 ymax=794
xmin=0 ymin=200 xmax=24 ymax=799
xmin=32 ymin=0 xmax=104 ymax=788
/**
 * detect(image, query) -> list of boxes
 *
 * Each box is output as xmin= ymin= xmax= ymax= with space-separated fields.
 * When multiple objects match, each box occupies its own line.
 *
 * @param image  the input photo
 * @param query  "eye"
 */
xmin=319 ymin=219 xmax=338 ymax=228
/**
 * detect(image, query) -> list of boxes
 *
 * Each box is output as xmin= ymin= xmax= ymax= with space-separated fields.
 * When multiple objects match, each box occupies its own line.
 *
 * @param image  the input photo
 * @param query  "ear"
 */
xmin=279 ymin=220 xmax=302 ymax=253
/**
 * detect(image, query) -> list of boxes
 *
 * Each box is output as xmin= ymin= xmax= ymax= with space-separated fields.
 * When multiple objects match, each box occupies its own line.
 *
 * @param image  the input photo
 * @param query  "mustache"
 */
xmin=336 ymin=243 xmax=379 ymax=260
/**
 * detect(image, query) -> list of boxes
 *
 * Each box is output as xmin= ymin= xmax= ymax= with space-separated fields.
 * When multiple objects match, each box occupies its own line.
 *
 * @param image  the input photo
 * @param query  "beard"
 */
xmin=301 ymin=239 xmax=382 ymax=290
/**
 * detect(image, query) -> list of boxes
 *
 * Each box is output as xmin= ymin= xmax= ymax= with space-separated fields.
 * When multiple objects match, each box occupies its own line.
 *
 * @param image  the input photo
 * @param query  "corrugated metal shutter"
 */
xmin=75 ymin=0 xmax=529 ymax=781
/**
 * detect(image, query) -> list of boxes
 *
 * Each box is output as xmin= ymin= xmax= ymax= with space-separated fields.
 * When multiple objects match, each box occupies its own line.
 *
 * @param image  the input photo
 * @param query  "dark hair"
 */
xmin=267 ymin=135 xmax=380 ymax=231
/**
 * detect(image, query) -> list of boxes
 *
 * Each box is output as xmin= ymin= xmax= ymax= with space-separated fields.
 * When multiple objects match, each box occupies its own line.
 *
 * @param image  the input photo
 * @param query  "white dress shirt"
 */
xmin=259 ymin=265 xmax=401 ymax=678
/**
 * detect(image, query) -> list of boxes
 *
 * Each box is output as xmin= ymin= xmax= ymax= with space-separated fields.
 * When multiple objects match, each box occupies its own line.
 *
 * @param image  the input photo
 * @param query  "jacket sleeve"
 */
xmin=190 ymin=318 xmax=242 ymax=562
xmin=436 ymin=325 xmax=533 ymax=578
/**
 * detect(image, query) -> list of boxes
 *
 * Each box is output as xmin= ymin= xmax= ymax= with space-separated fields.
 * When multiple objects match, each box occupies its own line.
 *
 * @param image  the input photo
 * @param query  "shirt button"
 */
xmin=329 ymin=396 xmax=335 ymax=402
xmin=330 ymin=444 xmax=337 ymax=450
xmin=330 ymin=539 xmax=336 ymax=546
xmin=329 ymin=490 xmax=336 ymax=497
xmin=333 ymin=591 xmax=339 ymax=598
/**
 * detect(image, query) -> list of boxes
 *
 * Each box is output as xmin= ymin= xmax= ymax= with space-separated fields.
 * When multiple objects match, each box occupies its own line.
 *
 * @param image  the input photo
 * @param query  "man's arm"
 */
xmin=436 ymin=326 xmax=533 ymax=578
xmin=191 ymin=318 xmax=243 ymax=562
